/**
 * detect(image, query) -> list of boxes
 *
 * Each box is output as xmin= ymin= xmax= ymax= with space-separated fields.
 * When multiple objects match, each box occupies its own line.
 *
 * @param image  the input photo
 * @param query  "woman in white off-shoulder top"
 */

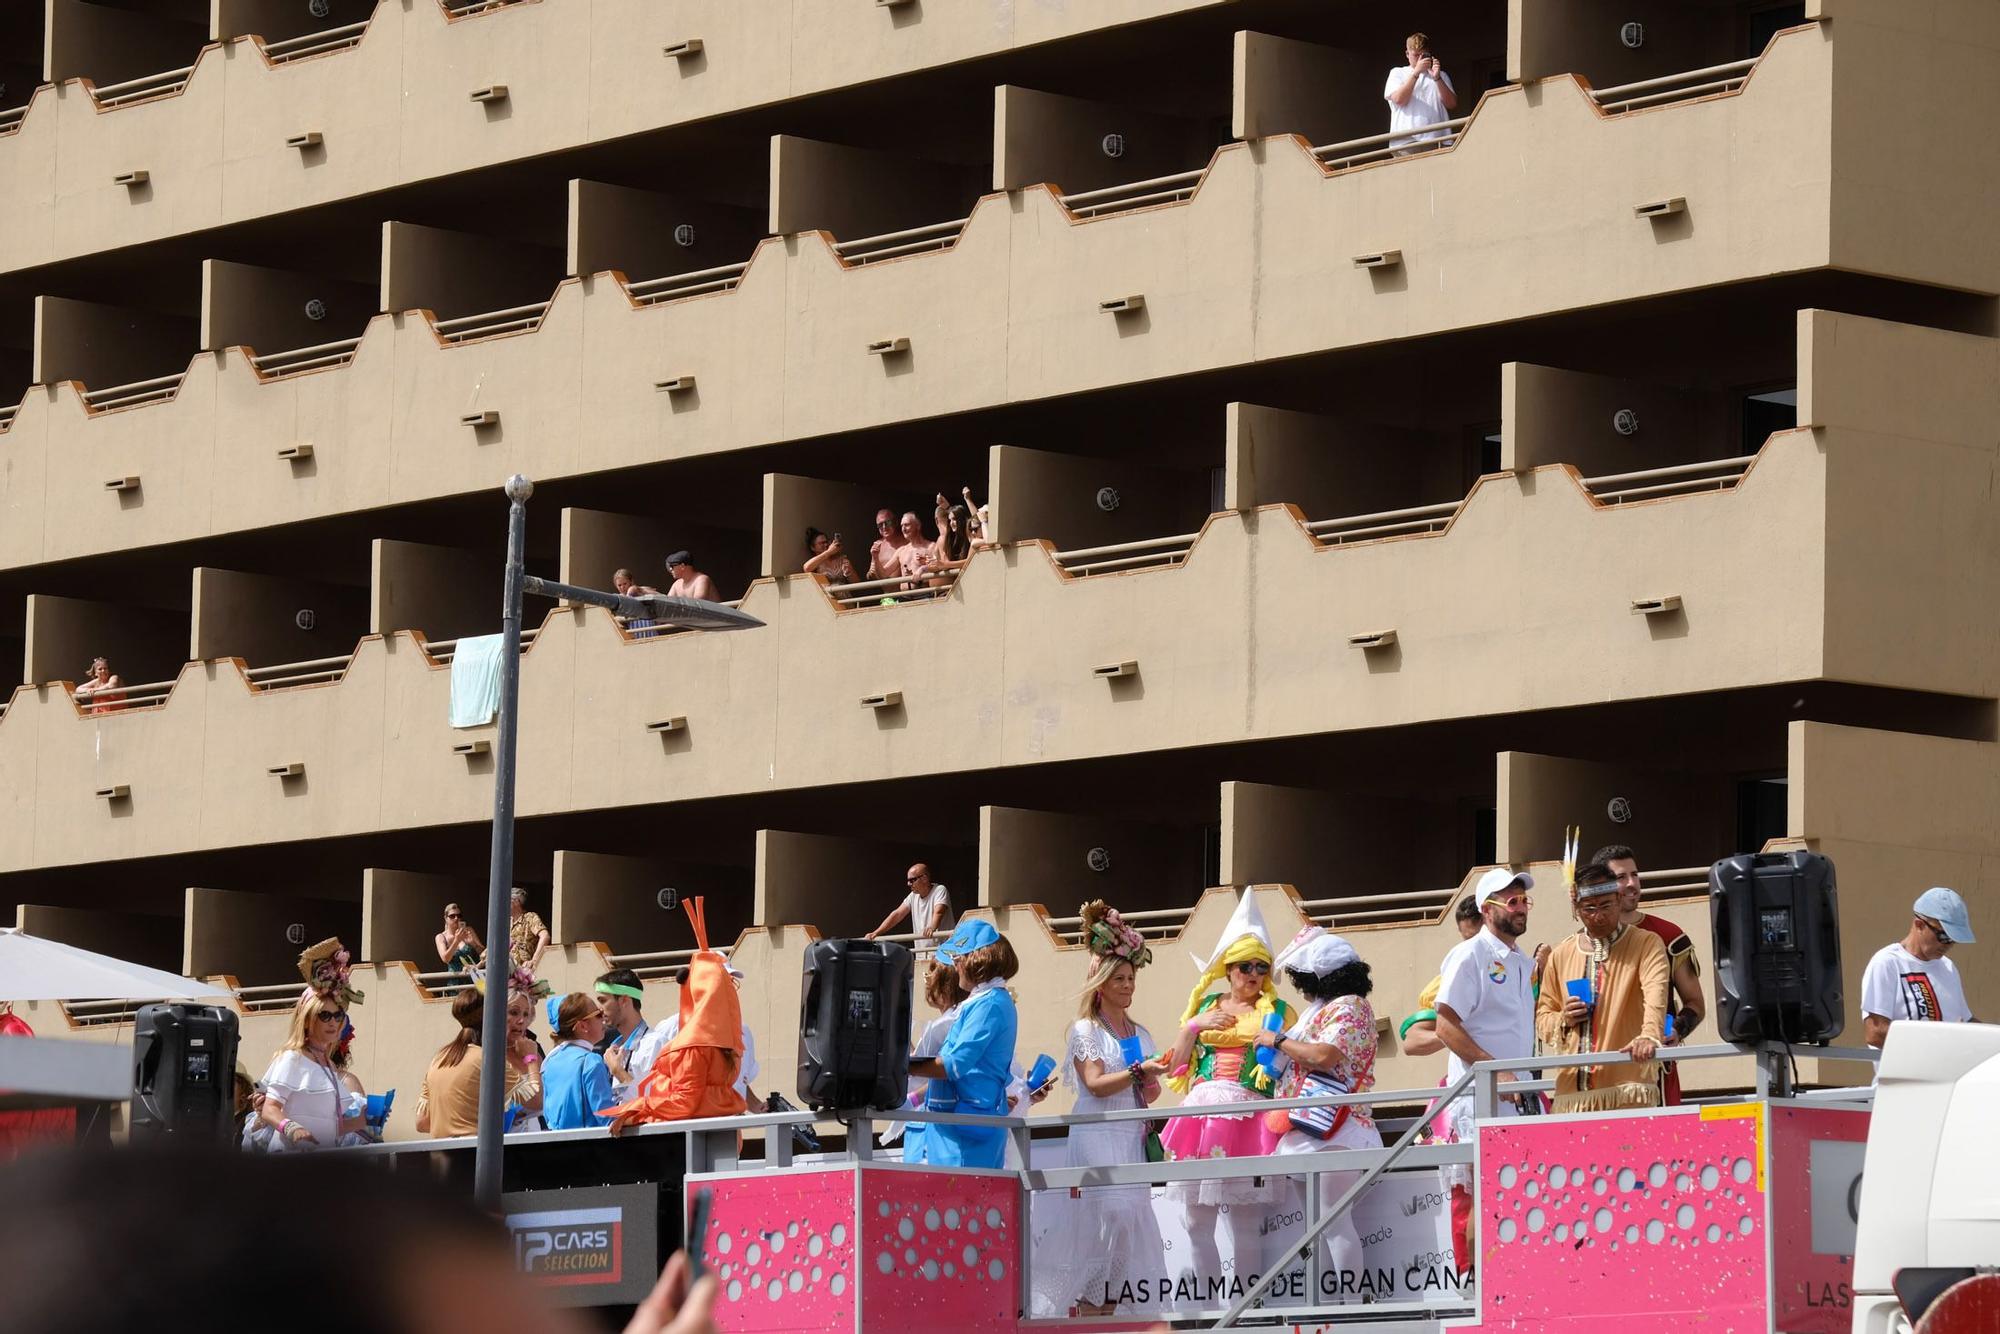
xmin=1029 ymin=903 xmax=1170 ymax=1319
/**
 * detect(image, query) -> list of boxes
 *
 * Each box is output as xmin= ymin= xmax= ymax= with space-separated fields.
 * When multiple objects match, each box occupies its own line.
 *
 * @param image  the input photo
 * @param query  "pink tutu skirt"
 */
xmin=1159 ymin=1080 xmax=1285 ymax=1205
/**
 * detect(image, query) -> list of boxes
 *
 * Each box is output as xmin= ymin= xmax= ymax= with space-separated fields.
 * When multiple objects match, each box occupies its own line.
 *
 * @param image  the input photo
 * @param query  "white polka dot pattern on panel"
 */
xmin=864 ymin=1193 xmax=1013 ymax=1292
xmin=1488 ymin=1148 xmax=1763 ymax=1255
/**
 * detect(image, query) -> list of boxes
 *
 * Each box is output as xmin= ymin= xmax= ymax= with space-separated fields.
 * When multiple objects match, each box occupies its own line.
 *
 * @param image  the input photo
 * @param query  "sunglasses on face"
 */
xmin=907 ymin=875 xmax=926 ymax=884
xmin=445 ymin=912 xmax=460 ymax=920
xmin=315 ymin=1010 xmax=347 ymax=1024
xmin=1497 ymin=894 xmax=1534 ymax=910
xmin=1231 ymin=961 xmax=1271 ymax=976
xmin=1922 ymin=917 xmax=1955 ymax=945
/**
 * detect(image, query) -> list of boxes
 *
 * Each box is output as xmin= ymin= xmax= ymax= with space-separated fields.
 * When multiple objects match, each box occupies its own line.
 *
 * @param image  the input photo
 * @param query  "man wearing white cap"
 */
xmin=1433 ymin=866 xmax=1537 ymax=1275
xmin=1861 ymin=887 xmax=1979 ymax=1048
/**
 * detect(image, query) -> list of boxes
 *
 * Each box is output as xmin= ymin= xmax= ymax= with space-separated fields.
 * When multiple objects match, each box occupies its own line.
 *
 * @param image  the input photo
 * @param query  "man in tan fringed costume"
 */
xmin=1535 ymin=861 xmax=1670 ymax=1111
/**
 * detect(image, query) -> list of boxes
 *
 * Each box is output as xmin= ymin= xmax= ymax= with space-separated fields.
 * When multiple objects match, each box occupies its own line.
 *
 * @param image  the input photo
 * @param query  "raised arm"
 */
xmin=865 ymin=900 xmax=911 ymax=940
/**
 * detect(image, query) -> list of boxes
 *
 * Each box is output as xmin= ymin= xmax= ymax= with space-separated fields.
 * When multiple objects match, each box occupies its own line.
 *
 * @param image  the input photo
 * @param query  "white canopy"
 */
xmin=0 ymin=929 xmax=236 ymax=1003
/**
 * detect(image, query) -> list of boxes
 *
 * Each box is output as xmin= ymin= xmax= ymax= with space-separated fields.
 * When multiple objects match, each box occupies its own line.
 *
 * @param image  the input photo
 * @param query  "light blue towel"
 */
xmin=448 ymin=633 xmax=505 ymax=728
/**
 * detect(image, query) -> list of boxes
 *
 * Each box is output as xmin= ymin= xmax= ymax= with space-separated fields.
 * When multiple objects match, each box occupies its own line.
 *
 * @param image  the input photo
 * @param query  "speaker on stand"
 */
xmin=130 ymin=1003 xmax=240 ymax=1143
xmin=797 ymin=939 xmax=912 ymax=1116
xmin=1709 ymin=850 xmax=1843 ymax=1093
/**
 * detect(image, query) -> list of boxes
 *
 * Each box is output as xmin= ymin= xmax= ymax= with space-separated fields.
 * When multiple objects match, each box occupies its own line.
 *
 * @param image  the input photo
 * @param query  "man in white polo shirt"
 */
xmin=1384 ymin=31 xmax=1459 ymax=154
xmin=1434 ymin=866 xmax=1537 ymax=1275
xmin=1861 ymin=886 xmax=1977 ymax=1048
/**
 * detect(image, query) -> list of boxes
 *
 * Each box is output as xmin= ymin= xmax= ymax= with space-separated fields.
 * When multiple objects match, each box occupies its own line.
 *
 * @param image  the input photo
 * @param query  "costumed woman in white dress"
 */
xmin=255 ymin=938 xmax=368 ymax=1151
xmin=1032 ymin=901 xmax=1172 ymax=1318
xmin=1258 ymin=926 xmax=1383 ymax=1295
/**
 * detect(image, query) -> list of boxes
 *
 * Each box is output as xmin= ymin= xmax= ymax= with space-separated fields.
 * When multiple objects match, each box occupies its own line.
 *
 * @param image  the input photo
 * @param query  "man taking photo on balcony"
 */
xmin=1597 ymin=843 xmax=1705 ymax=1103
xmin=1385 ymin=32 xmax=1458 ymax=155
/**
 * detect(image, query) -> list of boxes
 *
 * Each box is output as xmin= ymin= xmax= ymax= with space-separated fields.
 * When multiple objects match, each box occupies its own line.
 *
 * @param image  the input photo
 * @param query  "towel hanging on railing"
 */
xmin=447 ymin=634 xmax=504 ymax=728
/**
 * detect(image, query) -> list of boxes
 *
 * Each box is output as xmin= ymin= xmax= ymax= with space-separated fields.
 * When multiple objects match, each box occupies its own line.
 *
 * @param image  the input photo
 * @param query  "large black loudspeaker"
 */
xmin=797 ymin=939 xmax=912 ymax=1113
xmin=1710 ymin=850 xmax=1843 ymax=1044
xmin=130 ymin=1003 xmax=240 ymax=1142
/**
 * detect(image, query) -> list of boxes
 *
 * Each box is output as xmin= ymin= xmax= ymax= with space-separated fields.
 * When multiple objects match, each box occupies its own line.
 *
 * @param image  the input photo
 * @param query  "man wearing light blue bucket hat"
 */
xmin=1861 ymin=887 xmax=1978 ymax=1048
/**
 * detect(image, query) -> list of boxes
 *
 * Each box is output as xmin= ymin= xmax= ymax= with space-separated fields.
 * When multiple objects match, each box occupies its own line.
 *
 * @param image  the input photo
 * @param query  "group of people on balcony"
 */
xmin=611 ymin=552 xmax=723 ymax=637
xmin=802 ymin=487 xmax=991 ymax=599
xmin=431 ymin=887 xmax=549 ymax=978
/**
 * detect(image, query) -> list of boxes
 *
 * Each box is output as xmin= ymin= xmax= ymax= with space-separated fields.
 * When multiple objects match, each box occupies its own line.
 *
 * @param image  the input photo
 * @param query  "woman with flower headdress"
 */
xmin=505 ymin=968 xmax=551 ymax=1130
xmin=1258 ymin=926 xmax=1382 ymax=1291
xmin=1159 ymin=889 xmax=1295 ymax=1288
xmin=608 ymin=899 xmax=746 ymax=1133
xmin=257 ymin=938 xmax=367 ymax=1151
xmin=1030 ymin=901 xmax=1171 ymax=1318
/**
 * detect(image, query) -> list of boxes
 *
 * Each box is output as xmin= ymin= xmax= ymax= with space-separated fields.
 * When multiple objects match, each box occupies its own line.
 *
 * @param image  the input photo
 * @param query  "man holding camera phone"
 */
xmin=1385 ymin=32 xmax=1459 ymax=154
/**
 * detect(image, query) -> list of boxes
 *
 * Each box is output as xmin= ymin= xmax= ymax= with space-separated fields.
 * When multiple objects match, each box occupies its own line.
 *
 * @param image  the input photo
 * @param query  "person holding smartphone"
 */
xmin=1385 ymin=32 xmax=1459 ymax=154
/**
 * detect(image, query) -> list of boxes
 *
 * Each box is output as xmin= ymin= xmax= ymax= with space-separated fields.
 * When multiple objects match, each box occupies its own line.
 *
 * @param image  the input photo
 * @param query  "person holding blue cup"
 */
xmin=1534 ymin=861 xmax=1671 ymax=1112
xmin=1028 ymin=900 xmax=1168 ymax=1319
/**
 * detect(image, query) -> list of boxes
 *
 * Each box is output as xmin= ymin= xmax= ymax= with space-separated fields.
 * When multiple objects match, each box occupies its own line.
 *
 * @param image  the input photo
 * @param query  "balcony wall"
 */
xmin=0 ymin=426 xmax=1856 ymax=872
xmin=18 ymin=709 xmax=1996 ymax=1138
xmin=0 ymin=27 xmax=1920 ymax=571
xmin=0 ymin=0 xmax=1236 ymax=275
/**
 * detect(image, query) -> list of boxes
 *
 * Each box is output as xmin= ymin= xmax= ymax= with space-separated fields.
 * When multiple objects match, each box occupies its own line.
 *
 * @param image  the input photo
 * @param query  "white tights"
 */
xmin=1180 ymin=1199 xmax=1264 ymax=1290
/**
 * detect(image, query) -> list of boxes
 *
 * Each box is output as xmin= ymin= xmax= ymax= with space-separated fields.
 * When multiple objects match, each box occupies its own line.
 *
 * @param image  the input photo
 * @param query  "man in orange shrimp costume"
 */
xmin=608 ymin=899 xmax=746 ymax=1133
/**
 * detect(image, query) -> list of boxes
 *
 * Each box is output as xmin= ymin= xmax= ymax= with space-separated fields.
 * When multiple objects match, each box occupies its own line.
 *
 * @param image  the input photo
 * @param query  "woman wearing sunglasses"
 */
xmin=257 ymin=938 xmax=368 ymax=1151
xmin=1158 ymin=890 xmax=1296 ymax=1295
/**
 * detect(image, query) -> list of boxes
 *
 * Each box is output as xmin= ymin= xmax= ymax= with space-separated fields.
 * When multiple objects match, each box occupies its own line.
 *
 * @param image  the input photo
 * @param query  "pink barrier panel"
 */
xmin=1767 ymin=1104 xmax=1869 ymax=1333
xmin=698 ymin=1164 xmax=1020 ymax=1333
xmin=1477 ymin=1103 xmax=1771 ymax=1334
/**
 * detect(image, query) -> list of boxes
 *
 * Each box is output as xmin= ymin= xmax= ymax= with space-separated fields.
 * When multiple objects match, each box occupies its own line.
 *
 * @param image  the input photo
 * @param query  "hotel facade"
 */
xmin=2 ymin=0 xmax=1995 ymax=1127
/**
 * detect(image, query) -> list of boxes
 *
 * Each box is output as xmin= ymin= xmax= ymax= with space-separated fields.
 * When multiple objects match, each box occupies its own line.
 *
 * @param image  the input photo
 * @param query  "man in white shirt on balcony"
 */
xmin=1385 ymin=32 xmax=1458 ymax=154
xmin=867 ymin=864 xmax=955 ymax=947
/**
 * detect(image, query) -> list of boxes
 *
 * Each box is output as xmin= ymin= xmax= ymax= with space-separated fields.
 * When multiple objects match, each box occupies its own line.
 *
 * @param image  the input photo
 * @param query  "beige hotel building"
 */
xmin=1 ymin=0 xmax=1994 ymax=1129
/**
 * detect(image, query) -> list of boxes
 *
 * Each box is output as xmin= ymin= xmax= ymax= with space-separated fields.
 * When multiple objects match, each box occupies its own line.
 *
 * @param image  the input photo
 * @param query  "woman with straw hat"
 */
xmin=1031 ymin=901 xmax=1170 ymax=1318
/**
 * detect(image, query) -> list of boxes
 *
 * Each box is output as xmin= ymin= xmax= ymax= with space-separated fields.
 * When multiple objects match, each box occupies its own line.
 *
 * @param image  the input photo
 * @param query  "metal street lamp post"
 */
xmin=473 ymin=475 xmax=763 ymax=1211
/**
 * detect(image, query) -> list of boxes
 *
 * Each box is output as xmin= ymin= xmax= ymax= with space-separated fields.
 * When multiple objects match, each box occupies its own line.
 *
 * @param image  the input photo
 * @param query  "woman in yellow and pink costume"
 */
xmin=1159 ymin=889 xmax=1295 ymax=1289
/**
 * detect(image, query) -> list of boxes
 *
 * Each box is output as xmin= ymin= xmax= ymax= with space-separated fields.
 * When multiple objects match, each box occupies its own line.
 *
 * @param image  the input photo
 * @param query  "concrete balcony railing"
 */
xmin=7 ymin=21 xmax=1986 ymax=574
xmin=12 ymin=422 xmax=1981 ymax=874
xmin=0 ymin=0 xmax=1238 ymax=275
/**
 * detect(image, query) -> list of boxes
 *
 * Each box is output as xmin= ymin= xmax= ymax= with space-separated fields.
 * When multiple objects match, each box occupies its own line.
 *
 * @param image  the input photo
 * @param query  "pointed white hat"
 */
xmin=1190 ymin=887 xmax=1274 ymax=971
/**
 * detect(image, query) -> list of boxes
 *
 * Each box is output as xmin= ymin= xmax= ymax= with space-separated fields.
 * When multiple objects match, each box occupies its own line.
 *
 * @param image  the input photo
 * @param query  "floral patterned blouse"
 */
xmin=1275 ymin=995 xmax=1378 ymax=1129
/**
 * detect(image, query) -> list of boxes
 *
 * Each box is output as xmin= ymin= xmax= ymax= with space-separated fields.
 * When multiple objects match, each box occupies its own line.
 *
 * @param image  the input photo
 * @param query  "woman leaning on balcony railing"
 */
xmin=73 ymin=656 xmax=125 ymax=713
